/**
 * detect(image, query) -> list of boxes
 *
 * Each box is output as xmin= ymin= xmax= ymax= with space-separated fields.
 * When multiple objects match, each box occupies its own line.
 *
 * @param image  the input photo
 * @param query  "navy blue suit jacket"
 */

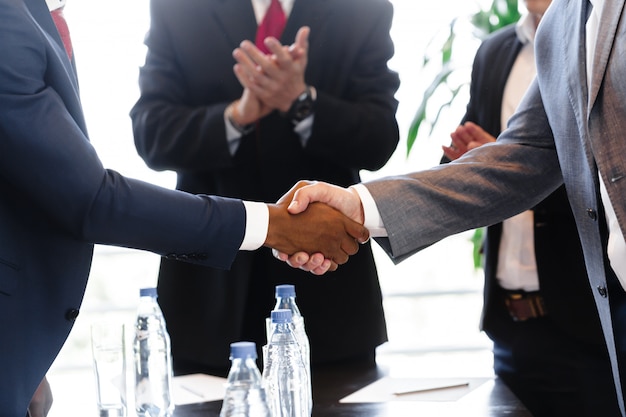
xmin=0 ymin=0 xmax=247 ymax=414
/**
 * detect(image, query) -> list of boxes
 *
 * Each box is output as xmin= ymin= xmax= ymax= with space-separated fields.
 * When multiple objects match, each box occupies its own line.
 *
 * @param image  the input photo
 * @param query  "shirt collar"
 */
xmin=590 ymin=0 xmax=604 ymax=18
xmin=252 ymin=0 xmax=294 ymax=23
xmin=46 ymin=0 xmax=66 ymax=12
xmin=515 ymin=13 xmax=538 ymax=45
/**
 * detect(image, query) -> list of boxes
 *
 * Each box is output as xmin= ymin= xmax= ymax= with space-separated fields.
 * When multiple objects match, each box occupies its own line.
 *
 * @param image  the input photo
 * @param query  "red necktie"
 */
xmin=255 ymin=0 xmax=286 ymax=54
xmin=50 ymin=7 xmax=73 ymax=59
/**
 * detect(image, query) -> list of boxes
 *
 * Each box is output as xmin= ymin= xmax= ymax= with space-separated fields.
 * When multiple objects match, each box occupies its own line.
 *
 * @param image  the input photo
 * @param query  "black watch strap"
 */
xmin=286 ymin=86 xmax=315 ymax=124
xmin=227 ymin=104 xmax=255 ymax=135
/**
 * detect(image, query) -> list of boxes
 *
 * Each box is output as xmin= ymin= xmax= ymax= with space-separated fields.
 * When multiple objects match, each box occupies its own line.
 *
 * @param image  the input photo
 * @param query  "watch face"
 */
xmin=290 ymin=88 xmax=315 ymax=122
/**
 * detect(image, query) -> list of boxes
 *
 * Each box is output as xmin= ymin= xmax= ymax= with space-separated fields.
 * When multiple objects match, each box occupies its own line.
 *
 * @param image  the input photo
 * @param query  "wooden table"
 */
xmin=171 ymin=363 xmax=532 ymax=417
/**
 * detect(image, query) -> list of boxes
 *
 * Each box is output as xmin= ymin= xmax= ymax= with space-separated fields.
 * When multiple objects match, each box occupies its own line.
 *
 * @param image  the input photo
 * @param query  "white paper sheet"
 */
xmin=172 ymin=373 xmax=227 ymax=405
xmin=339 ymin=377 xmax=490 ymax=403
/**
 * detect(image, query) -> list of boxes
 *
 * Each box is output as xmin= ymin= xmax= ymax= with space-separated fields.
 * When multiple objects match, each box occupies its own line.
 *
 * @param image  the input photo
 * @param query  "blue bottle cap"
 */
xmin=230 ymin=341 xmax=257 ymax=360
xmin=271 ymin=309 xmax=293 ymax=323
xmin=140 ymin=287 xmax=157 ymax=297
xmin=275 ymin=284 xmax=296 ymax=298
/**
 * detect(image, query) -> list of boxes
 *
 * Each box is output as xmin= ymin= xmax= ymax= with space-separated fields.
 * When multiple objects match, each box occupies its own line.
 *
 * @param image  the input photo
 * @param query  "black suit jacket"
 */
xmin=0 ymin=0 xmax=249 ymax=414
xmin=461 ymin=25 xmax=604 ymax=348
xmin=130 ymin=0 xmax=399 ymax=370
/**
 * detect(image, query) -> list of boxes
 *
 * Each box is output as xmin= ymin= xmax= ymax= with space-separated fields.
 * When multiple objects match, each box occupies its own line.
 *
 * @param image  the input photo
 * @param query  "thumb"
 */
xmin=288 ymin=185 xmax=317 ymax=214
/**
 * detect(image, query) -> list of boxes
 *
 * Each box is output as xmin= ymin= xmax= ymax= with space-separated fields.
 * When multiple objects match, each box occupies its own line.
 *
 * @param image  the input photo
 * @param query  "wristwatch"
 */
xmin=286 ymin=86 xmax=316 ymax=124
xmin=226 ymin=102 xmax=255 ymax=135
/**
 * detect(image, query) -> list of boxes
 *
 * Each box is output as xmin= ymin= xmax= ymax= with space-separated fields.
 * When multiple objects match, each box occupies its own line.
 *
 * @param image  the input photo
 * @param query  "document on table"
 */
xmin=339 ymin=377 xmax=490 ymax=403
xmin=172 ymin=373 xmax=227 ymax=405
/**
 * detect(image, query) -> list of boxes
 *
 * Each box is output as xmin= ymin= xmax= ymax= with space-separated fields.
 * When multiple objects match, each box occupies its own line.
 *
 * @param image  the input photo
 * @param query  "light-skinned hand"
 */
xmin=233 ymin=27 xmax=310 ymax=112
xmin=443 ymin=121 xmax=496 ymax=161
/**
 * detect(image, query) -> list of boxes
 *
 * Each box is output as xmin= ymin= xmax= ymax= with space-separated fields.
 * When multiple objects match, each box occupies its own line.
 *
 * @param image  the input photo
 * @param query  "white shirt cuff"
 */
xmin=350 ymin=184 xmax=387 ymax=237
xmin=224 ymin=111 xmax=243 ymax=156
xmin=241 ymin=201 xmax=268 ymax=250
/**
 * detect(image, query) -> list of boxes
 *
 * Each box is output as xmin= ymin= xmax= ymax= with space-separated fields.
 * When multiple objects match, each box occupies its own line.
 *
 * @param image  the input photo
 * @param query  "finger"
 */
xmin=294 ymin=26 xmax=310 ymax=50
xmin=240 ymin=40 xmax=280 ymax=78
xmin=276 ymin=180 xmax=316 ymax=204
xmin=465 ymin=122 xmax=497 ymax=144
xmin=287 ymin=252 xmax=312 ymax=268
xmin=310 ymin=259 xmax=336 ymax=275
xmin=451 ymin=127 xmax=473 ymax=148
xmin=232 ymin=47 xmax=260 ymax=75
xmin=442 ymin=145 xmax=460 ymax=161
xmin=331 ymin=250 xmax=349 ymax=265
xmin=345 ymin=218 xmax=370 ymax=244
xmin=340 ymin=238 xmax=359 ymax=258
xmin=296 ymin=252 xmax=325 ymax=271
xmin=264 ymin=37 xmax=292 ymax=68
xmin=288 ymin=182 xmax=329 ymax=214
xmin=288 ymin=26 xmax=310 ymax=60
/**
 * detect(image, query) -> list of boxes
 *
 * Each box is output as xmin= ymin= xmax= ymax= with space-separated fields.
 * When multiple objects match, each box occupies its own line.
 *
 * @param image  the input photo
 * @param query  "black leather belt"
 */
xmin=503 ymin=290 xmax=547 ymax=321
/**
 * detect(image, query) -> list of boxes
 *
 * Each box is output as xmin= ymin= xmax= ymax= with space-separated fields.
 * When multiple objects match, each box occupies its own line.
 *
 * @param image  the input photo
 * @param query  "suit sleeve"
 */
xmin=366 ymin=80 xmax=563 ymax=263
xmin=304 ymin=0 xmax=400 ymax=172
xmin=0 ymin=4 xmax=245 ymax=269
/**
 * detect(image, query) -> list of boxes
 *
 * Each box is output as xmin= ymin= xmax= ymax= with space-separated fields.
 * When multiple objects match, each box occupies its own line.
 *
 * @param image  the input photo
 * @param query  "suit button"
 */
xmin=597 ymin=286 xmax=608 ymax=298
xmin=587 ymin=208 xmax=598 ymax=220
xmin=65 ymin=308 xmax=80 ymax=321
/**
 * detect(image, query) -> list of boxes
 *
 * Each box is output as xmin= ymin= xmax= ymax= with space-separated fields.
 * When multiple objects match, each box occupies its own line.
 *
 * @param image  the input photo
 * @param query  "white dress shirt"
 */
xmin=496 ymin=13 xmax=540 ymax=292
xmin=46 ymin=0 xmax=65 ymax=11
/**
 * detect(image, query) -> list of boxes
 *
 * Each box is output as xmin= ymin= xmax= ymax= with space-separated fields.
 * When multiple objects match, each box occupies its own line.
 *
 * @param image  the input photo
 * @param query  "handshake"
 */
xmin=265 ymin=180 xmax=368 ymax=275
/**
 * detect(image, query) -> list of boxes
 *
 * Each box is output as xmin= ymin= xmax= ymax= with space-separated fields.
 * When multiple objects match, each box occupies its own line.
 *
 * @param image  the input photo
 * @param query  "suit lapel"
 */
xmin=212 ymin=0 xmax=257 ymax=49
xmin=26 ymin=0 xmax=68 ymax=60
xmin=589 ymin=0 xmax=626 ymax=108
xmin=25 ymin=0 xmax=78 ymax=85
xmin=562 ymin=0 xmax=589 ymax=123
xmin=285 ymin=0 xmax=330 ymax=79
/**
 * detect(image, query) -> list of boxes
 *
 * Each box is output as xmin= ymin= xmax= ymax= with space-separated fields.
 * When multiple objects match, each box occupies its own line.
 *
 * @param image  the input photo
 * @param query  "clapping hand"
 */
xmin=443 ymin=121 xmax=496 ymax=161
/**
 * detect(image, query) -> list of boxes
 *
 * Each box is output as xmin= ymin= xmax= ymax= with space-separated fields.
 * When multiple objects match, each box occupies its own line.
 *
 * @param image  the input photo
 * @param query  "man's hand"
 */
xmin=27 ymin=377 xmax=53 ymax=417
xmin=443 ymin=121 xmax=496 ymax=161
xmin=271 ymin=181 xmax=367 ymax=275
xmin=233 ymin=27 xmax=309 ymax=112
xmin=228 ymin=88 xmax=272 ymax=126
xmin=265 ymin=181 xmax=368 ymax=268
xmin=287 ymin=180 xmax=364 ymax=224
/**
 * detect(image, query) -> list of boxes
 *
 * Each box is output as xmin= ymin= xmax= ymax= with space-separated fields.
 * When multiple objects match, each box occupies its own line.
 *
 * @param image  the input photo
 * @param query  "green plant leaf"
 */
xmin=471 ymin=227 xmax=485 ymax=269
xmin=406 ymin=0 xmax=522 ymax=157
xmin=406 ymin=64 xmax=456 ymax=155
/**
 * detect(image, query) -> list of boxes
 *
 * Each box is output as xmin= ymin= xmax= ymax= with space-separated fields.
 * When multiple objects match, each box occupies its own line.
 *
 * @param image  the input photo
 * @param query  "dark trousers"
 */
xmin=492 ymin=315 xmax=621 ymax=417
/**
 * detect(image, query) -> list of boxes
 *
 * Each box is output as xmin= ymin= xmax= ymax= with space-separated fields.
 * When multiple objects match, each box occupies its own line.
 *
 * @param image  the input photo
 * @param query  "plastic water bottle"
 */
xmin=273 ymin=285 xmax=311 ymax=412
xmin=262 ymin=309 xmax=309 ymax=417
xmin=274 ymin=285 xmax=310 ymax=369
xmin=219 ymin=341 xmax=271 ymax=417
xmin=133 ymin=287 xmax=174 ymax=417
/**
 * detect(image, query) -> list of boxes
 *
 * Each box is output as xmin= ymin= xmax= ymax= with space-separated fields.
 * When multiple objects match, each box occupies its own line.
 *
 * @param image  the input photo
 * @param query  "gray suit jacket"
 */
xmin=366 ymin=0 xmax=626 ymax=414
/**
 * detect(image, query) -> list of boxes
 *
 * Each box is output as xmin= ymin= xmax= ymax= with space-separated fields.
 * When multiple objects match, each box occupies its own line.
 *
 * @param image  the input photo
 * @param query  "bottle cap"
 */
xmin=230 ymin=341 xmax=257 ymax=360
xmin=139 ymin=287 xmax=157 ymax=298
xmin=271 ymin=309 xmax=292 ymax=323
xmin=275 ymin=284 xmax=296 ymax=299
